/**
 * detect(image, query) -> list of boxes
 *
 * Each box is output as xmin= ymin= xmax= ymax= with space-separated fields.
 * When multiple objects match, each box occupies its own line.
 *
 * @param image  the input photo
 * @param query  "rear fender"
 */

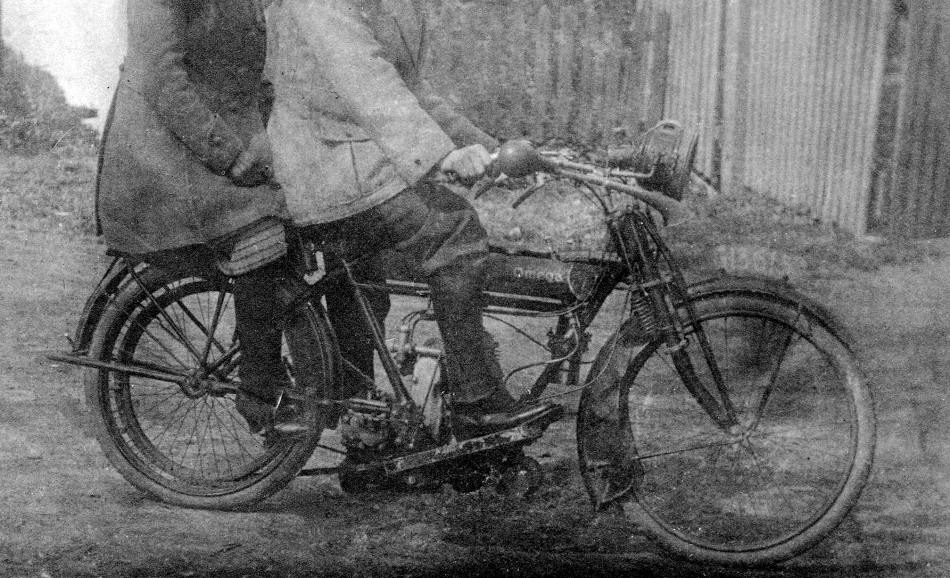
xmin=71 ymin=257 xmax=138 ymax=354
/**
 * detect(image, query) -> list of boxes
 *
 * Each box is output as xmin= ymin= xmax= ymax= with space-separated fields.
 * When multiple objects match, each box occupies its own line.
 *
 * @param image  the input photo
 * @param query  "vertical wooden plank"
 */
xmin=828 ymin=1 xmax=858 ymax=226
xmin=766 ymin=0 xmax=788 ymax=197
xmin=847 ymin=1 xmax=878 ymax=233
xmin=554 ymin=5 xmax=577 ymax=140
xmin=818 ymin=0 xmax=844 ymax=221
xmin=507 ymin=3 xmax=532 ymax=138
xmin=588 ymin=20 xmax=611 ymax=144
xmin=893 ymin=10 xmax=924 ymax=235
xmin=574 ymin=5 xmax=597 ymax=142
xmin=887 ymin=2 xmax=917 ymax=235
xmin=801 ymin=0 xmax=828 ymax=216
xmin=619 ymin=5 xmax=648 ymax=134
xmin=813 ymin=1 xmax=842 ymax=221
xmin=532 ymin=4 xmax=554 ymax=140
xmin=665 ymin=0 xmax=686 ymax=121
xmin=790 ymin=1 xmax=820 ymax=208
xmin=929 ymin=19 xmax=950 ymax=234
xmin=648 ymin=7 xmax=671 ymax=124
xmin=853 ymin=3 xmax=889 ymax=235
xmin=692 ymin=0 xmax=712 ymax=173
xmin=602 ymin=28 xmax=623 ymax=143
xmin=779 ymin=0 xmax=802 ymax=203
xmin=743 ymin=0 xmax=763 ymax=192
xmin=759 ymin=0 xmax=781 ymax=196
xmin=720 ymin=0 xmax=752 ymax=192
xmin=867 ymin=4 xmax=907 ymax=233
xmin=908 ymin=21 xmax=942 ymax=234
xmin=706 ymin=0 xmax=724 ymax=177
xmin=710 ymin=0 xmax=729 ymax=186
xmin=776 ymin=0 xmax=801 ymax=203
xmin=745 ymin=2 xmax=766 ymax=191
xmin=697 ymin=0 xmax=718 ymax=176
xmin=836 ymin=1 xmax=869 ymax=231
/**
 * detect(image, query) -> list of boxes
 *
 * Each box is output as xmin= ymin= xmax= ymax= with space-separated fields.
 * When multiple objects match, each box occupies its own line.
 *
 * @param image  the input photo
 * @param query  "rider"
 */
xmin=96 ymin=0 xmax=293 ymax=434
xmin=261 ymin=0 xmax=556 ymax=436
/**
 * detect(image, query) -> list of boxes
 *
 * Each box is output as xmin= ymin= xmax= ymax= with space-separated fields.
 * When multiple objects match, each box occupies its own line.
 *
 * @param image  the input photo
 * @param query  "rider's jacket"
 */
xmin=96 ymin=0 xmax=288 ymax=256
xmin=265 ymin=0 xmax=498 ymax=226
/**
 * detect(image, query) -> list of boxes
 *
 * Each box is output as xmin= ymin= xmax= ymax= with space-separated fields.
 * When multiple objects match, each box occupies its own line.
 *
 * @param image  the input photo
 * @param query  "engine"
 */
xmin=339 ymin=394 xmax=406 ymax=454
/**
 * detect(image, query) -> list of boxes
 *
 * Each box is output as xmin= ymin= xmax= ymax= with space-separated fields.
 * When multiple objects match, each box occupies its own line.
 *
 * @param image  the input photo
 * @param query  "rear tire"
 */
xmin=578 ymin=290 xmax=875 ymax=566
xmin=84 ymin=268 xmax=337 ymax=509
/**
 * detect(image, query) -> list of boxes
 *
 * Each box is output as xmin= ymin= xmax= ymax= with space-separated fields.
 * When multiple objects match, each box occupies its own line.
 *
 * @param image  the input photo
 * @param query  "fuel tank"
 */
xmin=382 ymin=246 xmax=604 ymax=304
xmin=483 ymin=252 xmax=601 ymax=302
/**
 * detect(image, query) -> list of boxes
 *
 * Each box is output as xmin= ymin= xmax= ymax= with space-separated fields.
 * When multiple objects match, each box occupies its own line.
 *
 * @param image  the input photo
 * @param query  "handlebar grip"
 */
xmin=494 ymin=140 xmax=553 ymax=178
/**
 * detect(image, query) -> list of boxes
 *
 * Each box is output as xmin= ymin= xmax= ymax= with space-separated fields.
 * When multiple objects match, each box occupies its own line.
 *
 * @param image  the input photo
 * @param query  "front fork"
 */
xmin=610 ymin=210 xmax=738 ymax=431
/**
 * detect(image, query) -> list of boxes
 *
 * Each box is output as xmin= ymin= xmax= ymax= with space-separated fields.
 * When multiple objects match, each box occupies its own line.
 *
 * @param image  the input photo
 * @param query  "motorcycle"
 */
xmin=51 ymin=121 xmax=875 ymax=566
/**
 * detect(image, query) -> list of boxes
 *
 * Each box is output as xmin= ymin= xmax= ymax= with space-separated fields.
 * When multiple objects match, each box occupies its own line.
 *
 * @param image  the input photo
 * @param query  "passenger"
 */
xmin=95 ymin=0 xmax=298 ymax=434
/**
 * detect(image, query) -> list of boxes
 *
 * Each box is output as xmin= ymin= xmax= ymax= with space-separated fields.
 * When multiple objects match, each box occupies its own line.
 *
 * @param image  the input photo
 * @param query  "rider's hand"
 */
xmin=229 ymin=132 xmax=274 ymax=187
xmin=440 ymin=144 xmax=493 ymax=181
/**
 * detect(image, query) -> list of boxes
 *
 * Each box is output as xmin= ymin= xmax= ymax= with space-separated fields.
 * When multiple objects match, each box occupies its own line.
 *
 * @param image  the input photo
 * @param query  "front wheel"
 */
xmin=578 ymin=290 xmax=875 ymax=566
xmin=84 ymin=267 xmax=337 ymax=509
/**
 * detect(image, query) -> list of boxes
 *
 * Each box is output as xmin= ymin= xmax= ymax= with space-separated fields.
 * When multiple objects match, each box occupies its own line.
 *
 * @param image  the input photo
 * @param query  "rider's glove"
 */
xmin=229 ymin=132 xmax=274 ymax=187
xmin=440 ymin=144 xmax=493 ymax=183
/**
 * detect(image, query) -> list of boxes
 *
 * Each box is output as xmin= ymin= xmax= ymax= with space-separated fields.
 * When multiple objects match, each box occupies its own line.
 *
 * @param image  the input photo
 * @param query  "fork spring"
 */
xmin=630 ymin=291 xmax=659 ymax=336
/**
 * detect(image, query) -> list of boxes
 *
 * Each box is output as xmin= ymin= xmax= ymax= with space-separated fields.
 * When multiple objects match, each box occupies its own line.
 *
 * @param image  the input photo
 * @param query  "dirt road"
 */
xmin=1 ymin=224 xmax=949 ymax=577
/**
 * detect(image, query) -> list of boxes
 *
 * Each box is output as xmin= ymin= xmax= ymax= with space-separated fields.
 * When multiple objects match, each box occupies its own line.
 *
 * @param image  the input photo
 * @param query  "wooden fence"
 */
xmin=428 ymin=0 xmax=950 ymax=237
xmin=868 ymin=0 xmax=950 ymax=237
xmin=426 ymin=0 xmax=670 ymax=144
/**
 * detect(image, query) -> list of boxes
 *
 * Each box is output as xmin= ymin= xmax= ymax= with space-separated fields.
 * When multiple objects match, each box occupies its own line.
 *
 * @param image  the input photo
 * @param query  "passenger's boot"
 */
xmin=232 ymin=261 xmax=308 ymax=436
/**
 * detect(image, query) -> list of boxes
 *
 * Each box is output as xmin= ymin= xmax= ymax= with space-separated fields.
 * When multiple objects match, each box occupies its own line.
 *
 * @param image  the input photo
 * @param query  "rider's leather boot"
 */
xmin=429 ymin=267 xmax=562 ymax=440
xmin=232 ymin=260 xmax=309 ymax=436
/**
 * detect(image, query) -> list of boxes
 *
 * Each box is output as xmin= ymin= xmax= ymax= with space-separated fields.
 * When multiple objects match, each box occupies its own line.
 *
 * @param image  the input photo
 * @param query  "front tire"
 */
xmin=578 ymin=290 xmax=875 ymax=566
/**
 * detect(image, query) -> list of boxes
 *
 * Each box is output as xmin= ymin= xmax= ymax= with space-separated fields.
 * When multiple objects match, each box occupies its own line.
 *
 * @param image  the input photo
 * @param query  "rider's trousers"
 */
xmin=304 ymin=181 xmax=504 ymax=405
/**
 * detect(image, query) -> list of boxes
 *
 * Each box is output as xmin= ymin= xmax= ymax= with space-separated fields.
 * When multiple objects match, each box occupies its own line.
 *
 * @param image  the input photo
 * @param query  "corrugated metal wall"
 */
xmin=640 ymin=0 xmax=891 ymax=234
xmin=868 ymin=0 xmax=950 ymax=237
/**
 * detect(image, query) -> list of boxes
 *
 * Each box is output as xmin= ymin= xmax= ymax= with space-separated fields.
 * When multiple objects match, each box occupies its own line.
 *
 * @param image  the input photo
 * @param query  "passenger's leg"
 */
xmin=231 ymin=260 xmax=293 ymax=434
xmin=320 ymin=251 xmax=391 ymax=398
xmin=220 ymin=219 xmax=307 ymax=435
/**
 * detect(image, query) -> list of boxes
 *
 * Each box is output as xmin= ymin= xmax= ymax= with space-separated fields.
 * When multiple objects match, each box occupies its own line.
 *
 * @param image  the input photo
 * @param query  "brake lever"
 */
xmin=511 ymin=177 xmax=546 ymax=209
xmin=472 ymin=174 xmax=509 ymax=200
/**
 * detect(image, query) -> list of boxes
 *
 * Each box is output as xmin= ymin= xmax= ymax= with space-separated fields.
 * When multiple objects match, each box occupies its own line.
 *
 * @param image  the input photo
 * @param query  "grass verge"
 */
xmin=0 ymin=150 xmax=98 ymax=238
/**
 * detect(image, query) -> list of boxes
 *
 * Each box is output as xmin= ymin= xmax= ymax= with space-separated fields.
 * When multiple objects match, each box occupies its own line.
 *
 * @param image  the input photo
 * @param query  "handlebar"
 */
xmin=493 ymin=140 xmax=690 ymax=226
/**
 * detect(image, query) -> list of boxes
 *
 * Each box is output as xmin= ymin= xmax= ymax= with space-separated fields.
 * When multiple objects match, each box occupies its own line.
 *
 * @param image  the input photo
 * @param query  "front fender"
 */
xmin=686 ymin=273 xmax=855 ymax=350
xmin=577 ymin=273 xmax=856 ymax=509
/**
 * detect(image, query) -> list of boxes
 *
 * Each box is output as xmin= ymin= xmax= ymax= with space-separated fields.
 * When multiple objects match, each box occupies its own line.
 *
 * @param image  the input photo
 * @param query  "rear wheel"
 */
xmin=84 ymin=268 xmax=336 ymax=509
xmin=578 ymin=291 xmax=875 ymax=565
